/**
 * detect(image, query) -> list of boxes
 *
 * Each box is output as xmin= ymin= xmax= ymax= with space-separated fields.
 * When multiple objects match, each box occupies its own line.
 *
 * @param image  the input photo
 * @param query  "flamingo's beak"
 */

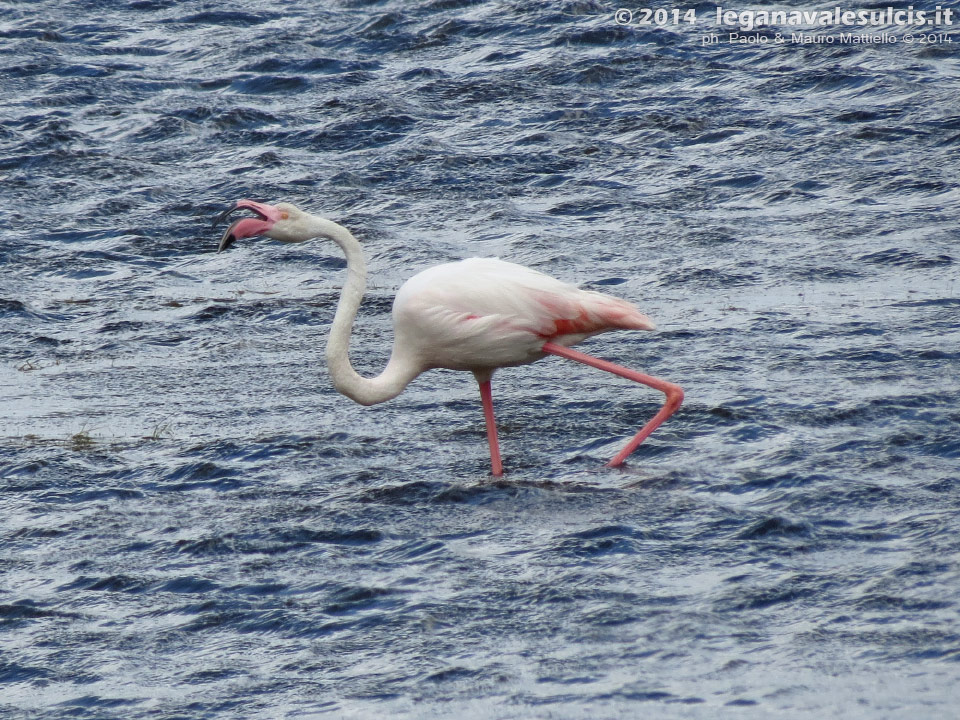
xmin=214 ymin=200 xmax=282 ymax=252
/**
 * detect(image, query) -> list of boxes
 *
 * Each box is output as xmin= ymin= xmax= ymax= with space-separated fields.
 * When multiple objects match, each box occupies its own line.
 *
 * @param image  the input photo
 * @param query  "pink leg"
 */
xmin=541 ymin=342 xmax=684 ymax=468
xmin=477 ymin=377 xmax=504 ymax=476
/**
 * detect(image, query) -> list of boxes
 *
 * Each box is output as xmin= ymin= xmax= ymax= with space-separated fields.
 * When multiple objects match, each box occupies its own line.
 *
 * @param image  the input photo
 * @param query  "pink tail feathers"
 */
xmin=598 ymin=297 xmax=656 ymax=332
xmin=542 ymin=294 xmax=656 ymax=338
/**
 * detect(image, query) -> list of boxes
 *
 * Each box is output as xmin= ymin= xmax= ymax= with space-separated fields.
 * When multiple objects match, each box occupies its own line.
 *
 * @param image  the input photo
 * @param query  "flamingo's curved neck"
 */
xmin=309 ymin=216 xmax=419 ymax=406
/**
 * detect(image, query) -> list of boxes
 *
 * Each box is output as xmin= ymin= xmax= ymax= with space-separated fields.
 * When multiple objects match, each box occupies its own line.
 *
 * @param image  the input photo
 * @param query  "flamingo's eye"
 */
xmin=280 ymin=211 xmax=289 ymax=220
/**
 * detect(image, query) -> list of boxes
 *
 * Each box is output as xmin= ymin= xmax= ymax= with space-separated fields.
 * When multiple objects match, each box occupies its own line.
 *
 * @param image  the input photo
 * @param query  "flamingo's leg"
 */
xmin=476 ymin=376 xmax=503 ymax=476
xmin=541 ymin=341 xmax=684 ymax=467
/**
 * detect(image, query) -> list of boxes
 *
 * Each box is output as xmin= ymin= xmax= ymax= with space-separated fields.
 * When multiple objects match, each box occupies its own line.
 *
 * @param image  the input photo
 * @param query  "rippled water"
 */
xmin=2 ymin=1 xmax=960 ymax=717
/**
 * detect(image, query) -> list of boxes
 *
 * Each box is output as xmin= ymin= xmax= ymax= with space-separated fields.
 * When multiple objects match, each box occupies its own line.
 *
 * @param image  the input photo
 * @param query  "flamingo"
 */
xmin=214 ymin=200 xmax=683 ymax=476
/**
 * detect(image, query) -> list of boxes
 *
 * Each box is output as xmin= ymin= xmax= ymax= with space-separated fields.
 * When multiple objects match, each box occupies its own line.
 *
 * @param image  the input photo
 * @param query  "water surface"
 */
xmin=2 ymin=1 xmax=959 ymax=718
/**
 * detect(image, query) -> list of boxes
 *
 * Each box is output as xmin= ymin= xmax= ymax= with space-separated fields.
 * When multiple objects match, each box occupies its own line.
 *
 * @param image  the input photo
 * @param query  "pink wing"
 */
xmin=392 ymin=258 xmax=654 ymax=371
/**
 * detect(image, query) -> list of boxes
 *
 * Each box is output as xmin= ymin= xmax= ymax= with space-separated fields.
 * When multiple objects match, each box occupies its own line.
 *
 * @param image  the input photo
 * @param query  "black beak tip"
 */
xmin=218 ymin=234 xmax=236 ymax=253
xmin=213 ymin=205 xmax=236 ymax=228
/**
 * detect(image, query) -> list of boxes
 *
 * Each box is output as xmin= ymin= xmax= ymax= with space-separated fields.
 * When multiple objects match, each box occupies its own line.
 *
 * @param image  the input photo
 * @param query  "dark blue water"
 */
xmin=2 ymin=1 xmax=960 ymax=717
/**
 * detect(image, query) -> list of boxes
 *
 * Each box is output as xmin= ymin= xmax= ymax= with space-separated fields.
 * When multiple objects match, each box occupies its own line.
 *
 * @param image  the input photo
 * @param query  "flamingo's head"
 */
xmin=214 ymin=200 xmax=310 ymax=252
